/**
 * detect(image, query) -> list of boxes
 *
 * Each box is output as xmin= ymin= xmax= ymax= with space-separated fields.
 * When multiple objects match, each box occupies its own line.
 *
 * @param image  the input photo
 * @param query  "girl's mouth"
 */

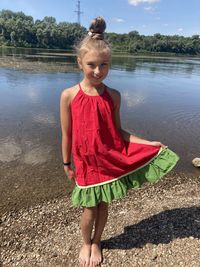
xmin=93 ymin=75 xmax=102 ymax=79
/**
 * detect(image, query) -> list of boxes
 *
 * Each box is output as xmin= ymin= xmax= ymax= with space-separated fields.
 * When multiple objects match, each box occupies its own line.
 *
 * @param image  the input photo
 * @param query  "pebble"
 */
xmin=192 ymin=158 xmax=200 ymax=167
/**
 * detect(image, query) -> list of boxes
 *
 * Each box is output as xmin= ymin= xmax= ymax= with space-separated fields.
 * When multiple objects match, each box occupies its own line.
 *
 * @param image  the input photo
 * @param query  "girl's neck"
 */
xmin=80 ymin=80 xmax=104 ymax=94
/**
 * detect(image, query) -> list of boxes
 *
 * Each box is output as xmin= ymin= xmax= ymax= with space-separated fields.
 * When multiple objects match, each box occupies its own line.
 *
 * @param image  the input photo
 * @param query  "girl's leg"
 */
xmin=90 ymin=202 xmax=109 ymax=267
xmin=79 ymin=206 xmax=97 ymax=267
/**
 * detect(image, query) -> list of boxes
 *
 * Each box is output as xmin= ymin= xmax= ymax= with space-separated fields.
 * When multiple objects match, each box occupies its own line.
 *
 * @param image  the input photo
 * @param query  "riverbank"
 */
xmin=1 ymin=53 xmax=200 ymax=73
xmin=0 ymin=56 xmax=79 ymax=73
xmin=1 ymin=172 xmax=200 ymax=267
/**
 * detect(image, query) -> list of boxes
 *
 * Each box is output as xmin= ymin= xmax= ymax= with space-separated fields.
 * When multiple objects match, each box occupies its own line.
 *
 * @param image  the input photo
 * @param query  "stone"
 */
xmin=192 ymin=158 xmax=200 ymax=167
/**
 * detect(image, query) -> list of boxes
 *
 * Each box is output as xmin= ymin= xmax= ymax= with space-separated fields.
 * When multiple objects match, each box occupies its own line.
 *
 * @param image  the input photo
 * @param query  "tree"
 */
xmin=0 ymin=9 xmax=200 ymax=55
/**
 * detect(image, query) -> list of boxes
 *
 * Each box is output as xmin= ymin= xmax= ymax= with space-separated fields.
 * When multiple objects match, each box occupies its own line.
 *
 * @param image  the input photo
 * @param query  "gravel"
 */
xmin=1 ymin=172 xmax=200 ymax=267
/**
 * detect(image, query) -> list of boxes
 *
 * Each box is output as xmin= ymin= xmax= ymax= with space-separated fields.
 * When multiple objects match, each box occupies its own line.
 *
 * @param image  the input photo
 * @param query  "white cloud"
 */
xmin=112 ymin=18 xmax=125 ymax=23
xmin=144 ymin=6 xmax=155 ymax=11
xmin=178 ymin=28 xmax=183 ymax=32
xmin=128 ymin=0 xmax=159 ymax=6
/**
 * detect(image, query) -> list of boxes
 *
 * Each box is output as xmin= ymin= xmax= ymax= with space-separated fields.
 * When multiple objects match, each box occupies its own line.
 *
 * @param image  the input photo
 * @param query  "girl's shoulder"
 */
xmin=106 ymin=87 xmax=121 ymax=107
xmin=60 ymin=85 xmax=80 ymax=105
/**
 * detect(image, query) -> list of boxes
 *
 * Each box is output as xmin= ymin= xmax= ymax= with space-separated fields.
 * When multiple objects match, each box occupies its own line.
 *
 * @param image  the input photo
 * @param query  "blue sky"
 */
xmin=0 ymin=0 xmax=199 ymax=36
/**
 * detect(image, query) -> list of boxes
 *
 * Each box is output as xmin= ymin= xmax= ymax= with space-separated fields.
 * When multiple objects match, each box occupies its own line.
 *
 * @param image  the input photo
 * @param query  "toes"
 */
xmin=96 ymin=259 xmax=101 ymax=266
xmin=79 ymin=259 xmax=84 ymax=267
xmin=89 ymin=259 xmax=99 ymax=267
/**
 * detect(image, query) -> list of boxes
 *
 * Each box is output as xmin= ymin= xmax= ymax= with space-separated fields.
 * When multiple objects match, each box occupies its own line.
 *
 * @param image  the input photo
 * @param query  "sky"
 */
xmin=0 ymin=0 xmax=199 ymax=37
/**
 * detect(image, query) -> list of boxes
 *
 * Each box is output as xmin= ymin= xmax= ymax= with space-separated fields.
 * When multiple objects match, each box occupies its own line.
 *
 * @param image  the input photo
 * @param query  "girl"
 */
xmin=60 ymin=17 xmax=179 ymax=267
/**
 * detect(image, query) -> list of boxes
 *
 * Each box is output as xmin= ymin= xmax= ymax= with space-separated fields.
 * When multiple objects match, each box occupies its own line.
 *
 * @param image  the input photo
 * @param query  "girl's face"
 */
xmin=77 ymin=50 xmax=110 ymax=86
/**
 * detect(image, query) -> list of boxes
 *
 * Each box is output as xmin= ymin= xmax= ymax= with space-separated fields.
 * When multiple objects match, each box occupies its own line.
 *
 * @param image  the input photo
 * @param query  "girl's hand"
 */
xmin=64 ymin=166 xmax=75 ymax=185
xmin=149 ymin=141 xmax=167 ymax=148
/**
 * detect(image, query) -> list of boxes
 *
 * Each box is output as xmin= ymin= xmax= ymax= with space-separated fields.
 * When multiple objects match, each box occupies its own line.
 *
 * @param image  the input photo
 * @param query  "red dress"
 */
xmin=71 ymin=84 xmax=162 ymax=188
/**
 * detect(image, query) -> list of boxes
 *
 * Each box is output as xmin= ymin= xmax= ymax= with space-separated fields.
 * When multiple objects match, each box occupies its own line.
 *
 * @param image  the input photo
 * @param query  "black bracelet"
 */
xmin=63 ymin=161 xmax=71 ymax=166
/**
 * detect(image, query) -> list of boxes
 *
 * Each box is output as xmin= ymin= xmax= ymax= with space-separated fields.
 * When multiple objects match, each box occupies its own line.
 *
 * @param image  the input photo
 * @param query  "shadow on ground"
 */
xmin=102 ymin=206 xmax=200 ymax=249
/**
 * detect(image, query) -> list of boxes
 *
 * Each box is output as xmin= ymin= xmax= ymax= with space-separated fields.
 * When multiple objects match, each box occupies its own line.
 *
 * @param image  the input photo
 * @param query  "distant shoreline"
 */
xmin=1 ymin=53 xmax=200 ymax=73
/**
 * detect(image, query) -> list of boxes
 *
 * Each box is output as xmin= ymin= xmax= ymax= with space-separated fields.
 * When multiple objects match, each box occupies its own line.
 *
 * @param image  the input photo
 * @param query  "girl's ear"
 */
xmin=77 ymin=57 xmax=82 ymax=69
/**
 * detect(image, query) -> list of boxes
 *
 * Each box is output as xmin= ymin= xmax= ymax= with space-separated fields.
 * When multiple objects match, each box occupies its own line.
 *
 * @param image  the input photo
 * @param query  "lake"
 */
xmin=0 ymin=47 xmax=200 ymax=214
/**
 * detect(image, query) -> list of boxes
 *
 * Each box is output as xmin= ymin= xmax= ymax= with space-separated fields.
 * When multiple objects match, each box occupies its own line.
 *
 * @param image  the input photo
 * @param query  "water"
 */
xmin=0 ymin=48 xmax=200 ymax=214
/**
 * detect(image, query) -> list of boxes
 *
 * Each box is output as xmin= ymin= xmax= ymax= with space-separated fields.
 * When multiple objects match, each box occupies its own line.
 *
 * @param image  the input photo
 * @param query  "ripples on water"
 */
xmin=0 ymin=48 xmax=200 ymax=212
xmin=0 ymin=55 xmax=199 ymax=168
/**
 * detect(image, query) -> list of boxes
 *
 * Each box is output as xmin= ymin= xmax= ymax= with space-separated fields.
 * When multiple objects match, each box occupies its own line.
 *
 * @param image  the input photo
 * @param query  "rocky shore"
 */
xmin=1 ymin=172 xmax=200 ymax=267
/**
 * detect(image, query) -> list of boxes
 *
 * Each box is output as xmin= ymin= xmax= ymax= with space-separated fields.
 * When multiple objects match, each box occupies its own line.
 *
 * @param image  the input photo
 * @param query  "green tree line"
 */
xmin=0 ymin=9 xmax=86 ymax=49
xmin=0 ymin=9 xmax=200 ymax=55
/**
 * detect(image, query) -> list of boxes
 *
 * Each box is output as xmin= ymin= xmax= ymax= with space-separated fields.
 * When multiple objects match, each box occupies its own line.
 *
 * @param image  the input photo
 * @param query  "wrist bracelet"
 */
xmin=63 ymin=161 xmax=71 ymax=166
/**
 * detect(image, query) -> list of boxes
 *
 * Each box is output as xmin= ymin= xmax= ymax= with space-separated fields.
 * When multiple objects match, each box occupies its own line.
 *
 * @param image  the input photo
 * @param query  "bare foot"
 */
xmin=79 ymin=244 xmax=91 ymax=267
xmin=89 ymin=243 xmax=102 ymax=267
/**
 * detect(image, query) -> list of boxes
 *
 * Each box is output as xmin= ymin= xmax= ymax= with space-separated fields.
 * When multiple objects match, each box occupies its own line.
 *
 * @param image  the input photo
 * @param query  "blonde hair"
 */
xmin=76 ymin=17 xmax=111 ymax=58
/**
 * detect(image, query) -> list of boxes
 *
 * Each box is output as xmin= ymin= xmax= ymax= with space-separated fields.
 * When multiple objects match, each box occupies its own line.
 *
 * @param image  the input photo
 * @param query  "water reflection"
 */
xmin=0 ymin=47 xmax=73 ymax=57
xmin=122 ymin=90 xmax=145 ymax=108
xmin=0 ymin=46 xmax=76 ymax=63
xmin=0 ymin=137 xmax=22 ymax=162
xmin=22 ymin=145 xmax=53 ymax=165
xmin=0 ymin=136 xmax=52 ymax=165
xmin=33 ymin=113 xmax=56 ymax=126
xmin=111 ymin=56 xmax=137 ymax=72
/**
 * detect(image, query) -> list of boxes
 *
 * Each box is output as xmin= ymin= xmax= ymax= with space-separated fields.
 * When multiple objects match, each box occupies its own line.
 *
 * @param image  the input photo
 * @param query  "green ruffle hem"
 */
xmin=71 ymin=148 xmax=179 ymax=207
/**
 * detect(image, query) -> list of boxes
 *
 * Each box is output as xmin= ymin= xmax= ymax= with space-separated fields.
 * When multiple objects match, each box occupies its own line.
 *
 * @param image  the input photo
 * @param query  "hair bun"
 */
xmin=88 ymin=17 xmax=106 ymax=39
xmin=76 ymin=16 xmax=111 ymax=57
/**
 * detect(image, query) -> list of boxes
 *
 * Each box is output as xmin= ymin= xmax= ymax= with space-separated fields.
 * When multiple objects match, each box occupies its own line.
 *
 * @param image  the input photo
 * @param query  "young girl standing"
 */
xmin=60 ymin=17 xmax=179 ymax=267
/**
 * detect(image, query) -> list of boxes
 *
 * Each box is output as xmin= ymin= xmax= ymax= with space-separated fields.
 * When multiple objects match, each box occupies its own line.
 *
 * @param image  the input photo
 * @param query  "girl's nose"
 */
xmin=94 ymin=67 xmax=100 ymax=74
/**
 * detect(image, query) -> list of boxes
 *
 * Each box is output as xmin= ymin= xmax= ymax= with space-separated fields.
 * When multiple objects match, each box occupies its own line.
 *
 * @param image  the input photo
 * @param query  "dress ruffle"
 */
xmin=71 ymin=147 xmax=179 ymax=207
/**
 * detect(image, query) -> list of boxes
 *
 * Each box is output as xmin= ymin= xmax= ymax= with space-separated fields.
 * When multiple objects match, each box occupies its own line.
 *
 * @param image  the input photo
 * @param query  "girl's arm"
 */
xmin=60 ymin=89 xmax=75 ymax=181
xmin=112 ymin=89 xmax=165 ymax=147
